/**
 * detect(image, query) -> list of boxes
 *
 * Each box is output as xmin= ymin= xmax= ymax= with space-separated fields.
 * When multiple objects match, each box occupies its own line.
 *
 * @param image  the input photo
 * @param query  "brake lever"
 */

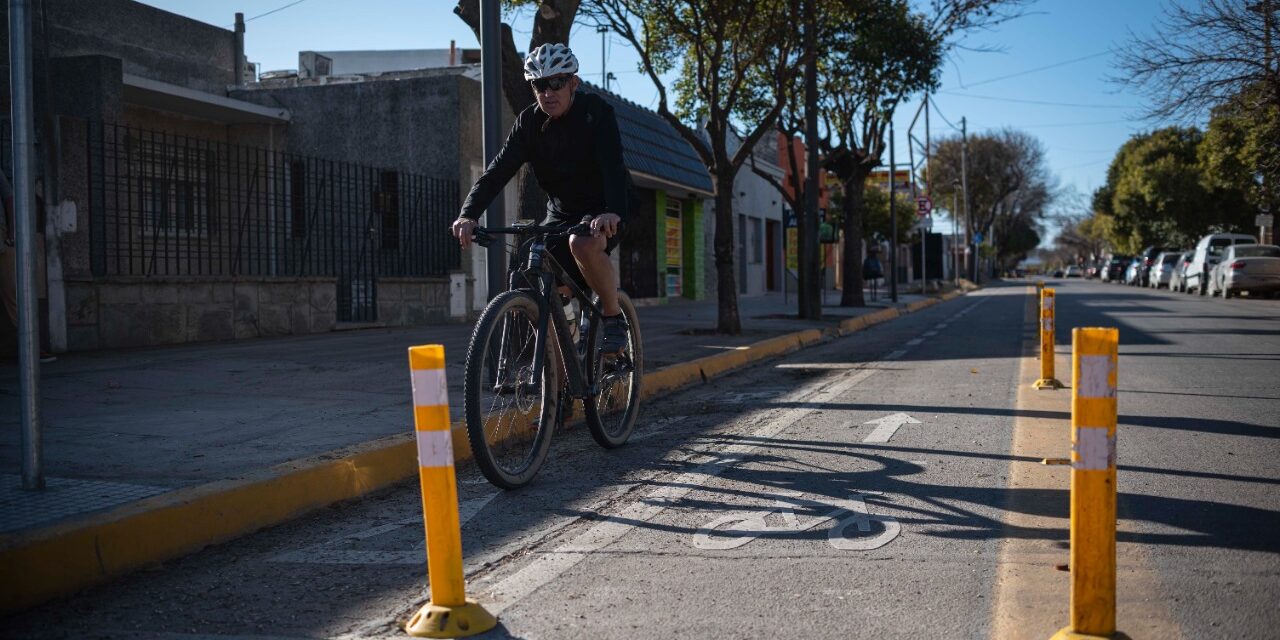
xmin=472 ymin=228 xmax=494 ymax=247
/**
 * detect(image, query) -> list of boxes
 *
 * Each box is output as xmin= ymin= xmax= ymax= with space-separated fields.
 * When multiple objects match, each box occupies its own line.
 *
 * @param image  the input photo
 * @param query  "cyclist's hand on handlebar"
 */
xmin=590 ymin=213 xmax=621 ymax=239
xmin=452 ymin=217 xmax=478 ymax=249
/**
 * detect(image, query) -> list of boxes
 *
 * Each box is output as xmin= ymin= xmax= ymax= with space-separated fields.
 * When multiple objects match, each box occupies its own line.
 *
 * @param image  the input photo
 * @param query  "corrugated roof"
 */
xmin=579 ymin=82 xmax=713 ymax=195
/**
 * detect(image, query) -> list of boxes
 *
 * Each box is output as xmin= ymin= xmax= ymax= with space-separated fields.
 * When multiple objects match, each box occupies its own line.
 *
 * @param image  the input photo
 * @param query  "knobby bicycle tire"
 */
xmin=583 ymin=290 xmax=643 ymax=448
xmin=463 ymin=290 xmax=562 ymax=489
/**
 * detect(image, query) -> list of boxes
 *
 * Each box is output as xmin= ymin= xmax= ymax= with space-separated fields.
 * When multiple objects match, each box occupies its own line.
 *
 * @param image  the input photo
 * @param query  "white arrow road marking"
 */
xmin=862 ymin=412 xmax=921 ymax=443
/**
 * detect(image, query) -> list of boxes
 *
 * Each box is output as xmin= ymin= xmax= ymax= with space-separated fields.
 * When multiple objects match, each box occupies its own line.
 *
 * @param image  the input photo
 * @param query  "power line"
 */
xmin=959 ymin=50 xmax=1111 ymax=89
xmin=226 ymin=0 xmax=311 ymax=26
xmin=929 ymin=96 xmax=964 ymax=133
xmin=937 ymin=90 xmax=1133 ymax=109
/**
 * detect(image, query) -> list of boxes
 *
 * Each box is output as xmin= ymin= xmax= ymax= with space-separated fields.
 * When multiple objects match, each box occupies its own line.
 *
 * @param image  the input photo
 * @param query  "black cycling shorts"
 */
xmin=546 ymin=229 xmax=619 ymax=293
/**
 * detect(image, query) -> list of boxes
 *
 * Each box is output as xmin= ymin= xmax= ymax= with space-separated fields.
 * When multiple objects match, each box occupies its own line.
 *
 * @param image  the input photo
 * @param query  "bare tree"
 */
xmin=1114 ymin=0 xmax=1279 ymax=122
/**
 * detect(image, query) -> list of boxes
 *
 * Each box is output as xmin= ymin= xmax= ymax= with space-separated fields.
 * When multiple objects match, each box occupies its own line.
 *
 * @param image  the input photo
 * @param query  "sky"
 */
xmin=138 ymin=0 xmax=1172 ymax=243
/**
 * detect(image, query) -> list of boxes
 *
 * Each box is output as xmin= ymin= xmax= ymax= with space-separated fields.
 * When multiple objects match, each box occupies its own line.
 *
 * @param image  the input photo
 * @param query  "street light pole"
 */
xmin=480 ymin=0 xmax=505 ymax=301
xmin=9 ymin=0 xmax=43 ymax=490
xmin=597 ymin=24 xmax=609 ymax=90
xmin=889 ymin=120 xmax=898 ymax=303
xmin=960 ymin=116 xmax=973 ymax=284
xmin=800 ymin=0 xmax=821 ymax=319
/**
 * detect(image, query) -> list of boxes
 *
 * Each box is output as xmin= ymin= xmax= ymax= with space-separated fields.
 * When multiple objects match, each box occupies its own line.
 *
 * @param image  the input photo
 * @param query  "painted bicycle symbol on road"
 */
xmin=692 ymin=491 xmax=901 ymax=551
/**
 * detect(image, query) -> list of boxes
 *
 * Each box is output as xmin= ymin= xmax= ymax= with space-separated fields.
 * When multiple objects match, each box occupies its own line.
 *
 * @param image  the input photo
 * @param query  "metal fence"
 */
xmin=84 ymin=121 xmax=461 ymax=321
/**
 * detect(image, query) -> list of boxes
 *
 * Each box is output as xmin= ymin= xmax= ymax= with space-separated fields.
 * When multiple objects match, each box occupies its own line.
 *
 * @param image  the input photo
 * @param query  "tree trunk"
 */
xmin=713 ymin=172 xmax=741 ymax=334
xmin=839 ymin=169 xmax=871 ymax=307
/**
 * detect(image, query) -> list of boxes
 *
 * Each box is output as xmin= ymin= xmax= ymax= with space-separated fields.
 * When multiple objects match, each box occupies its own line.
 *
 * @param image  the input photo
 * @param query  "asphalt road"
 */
xmin=5 ymin=280 xmax=1278 ymax=639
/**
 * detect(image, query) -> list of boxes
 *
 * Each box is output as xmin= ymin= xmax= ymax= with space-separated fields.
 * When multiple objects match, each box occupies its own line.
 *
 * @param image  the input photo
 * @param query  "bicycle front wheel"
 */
xmin=584 ymin=290 xmax=643 ymax=448
xmin=463 ymin=290 xmax=562 ymax=489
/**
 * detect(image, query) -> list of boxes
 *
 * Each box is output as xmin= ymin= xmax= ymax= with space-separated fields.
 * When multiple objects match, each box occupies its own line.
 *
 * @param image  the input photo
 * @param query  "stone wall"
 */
xmin=376 ymin=277 xmax=453 ymax=327
xmin=64 ymin=277 xmax=338 ymax=351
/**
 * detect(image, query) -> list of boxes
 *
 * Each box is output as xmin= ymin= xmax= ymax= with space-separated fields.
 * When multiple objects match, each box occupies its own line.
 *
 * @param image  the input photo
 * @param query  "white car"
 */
xmin=1148 ymin=251 xmax=1182 ymax=288
xmin=1168 ymin=250 xmax=1194 ymax=292
xmin=1208 ymin=244 xmax=1280 ymax=298
xmin=1184 ymin=233 xmax=1257 ymax=295
xmin=1064 ymin=265 xmax=1083 ymax=278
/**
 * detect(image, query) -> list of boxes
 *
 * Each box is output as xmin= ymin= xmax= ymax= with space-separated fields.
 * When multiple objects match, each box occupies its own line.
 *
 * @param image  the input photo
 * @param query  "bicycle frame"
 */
xmin=484 ymin=225 xmax=606 ymax=400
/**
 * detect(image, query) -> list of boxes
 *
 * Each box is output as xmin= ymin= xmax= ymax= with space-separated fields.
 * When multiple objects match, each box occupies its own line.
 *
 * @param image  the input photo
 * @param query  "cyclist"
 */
xmin=451 ymin=43 xmax=630 ymax=354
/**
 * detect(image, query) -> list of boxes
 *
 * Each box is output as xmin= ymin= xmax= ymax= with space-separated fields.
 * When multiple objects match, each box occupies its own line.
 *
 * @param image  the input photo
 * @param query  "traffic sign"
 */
xmin=974 ymin=232 xmax=984 ymax=244
xmin=916 ymin=196 xmax=932 ymax=217
xmin=1257 ymin=213 xmax=1274 ymax=227
xmin=916 ymin=216 xmax=933 ymax=232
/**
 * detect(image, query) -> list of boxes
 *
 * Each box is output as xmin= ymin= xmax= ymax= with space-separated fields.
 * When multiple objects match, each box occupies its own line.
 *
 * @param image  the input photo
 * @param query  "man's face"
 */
xmin=532 ymin=74 xmax=578 ymax=118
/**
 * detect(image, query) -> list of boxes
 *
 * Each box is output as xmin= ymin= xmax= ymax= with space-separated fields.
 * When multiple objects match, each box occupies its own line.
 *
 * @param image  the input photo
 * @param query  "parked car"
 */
xmin=1169 ymin=250 xmax=1194 ymax=292
xmin=1135 ymin=245 xmax=1174 ymax=287
xmin=1148 ymin=251 xmax=1182 ymax=289
xmin=1064 ymin=265 xmax=1083 ymax=278
xmin=1185 ymin=233 xmax=1257 ymax=295
xmin=1102 ymin=256 xmax=1130 ymax=283
xmin=1207 ymin=244 xmax=1280 ymax=298
xmin=1123 ymin=258 xmax=1142 ymax=285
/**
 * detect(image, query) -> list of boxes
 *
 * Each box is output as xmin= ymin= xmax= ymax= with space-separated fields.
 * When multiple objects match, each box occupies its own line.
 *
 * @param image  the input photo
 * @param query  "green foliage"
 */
xmin=829 ymin=184 xmax=914 ymax=244
xmin=1200 ymin=82 xmax=1280 ymax=217
xmin=1094 ymin=124 xmax=1254 ymax=253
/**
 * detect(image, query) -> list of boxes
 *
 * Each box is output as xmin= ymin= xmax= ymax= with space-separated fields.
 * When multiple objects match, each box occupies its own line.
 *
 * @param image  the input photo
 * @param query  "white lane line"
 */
xmin=884 ymin=350 xmax=908 ymax=360
xmin=475 ymin=362 xmax=884 ymax=616
xmin=923 ymin=331 xmax=938 ymax=337
xmin=906 ymin=338 xmax=924 ymax=346
xmin=267 ymin=492 xmax=498 ymax=565
xmin=935 ymin=323 xmax=948 ymax=330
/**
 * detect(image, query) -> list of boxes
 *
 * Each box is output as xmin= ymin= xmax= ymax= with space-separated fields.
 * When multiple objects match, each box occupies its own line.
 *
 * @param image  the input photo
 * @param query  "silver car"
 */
xmin=1208 ymin=244 xmax=1280 ymax=298
xmin=1168 ymin=250 xmax=1193 ymax=292
xmin=1148 ymin=251 xmax=1182 ymax=289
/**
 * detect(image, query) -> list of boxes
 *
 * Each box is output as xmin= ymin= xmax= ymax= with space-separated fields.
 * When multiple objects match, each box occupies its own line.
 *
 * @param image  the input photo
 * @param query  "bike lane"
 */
xmin=460 ymin=287 xmax=1032 ymax=639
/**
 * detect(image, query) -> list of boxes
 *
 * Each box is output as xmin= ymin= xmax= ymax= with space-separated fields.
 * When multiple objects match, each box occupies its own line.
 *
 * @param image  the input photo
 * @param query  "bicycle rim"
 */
xmin=585 ymin=291 xmax=643 ymax=448
xmin=463 ymin=291 xmax=559 ymax=488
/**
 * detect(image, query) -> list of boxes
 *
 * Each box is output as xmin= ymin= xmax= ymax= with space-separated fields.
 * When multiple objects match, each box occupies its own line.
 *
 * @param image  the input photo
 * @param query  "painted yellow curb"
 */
xmin=1 ymin=291 xmax=967 ymax=614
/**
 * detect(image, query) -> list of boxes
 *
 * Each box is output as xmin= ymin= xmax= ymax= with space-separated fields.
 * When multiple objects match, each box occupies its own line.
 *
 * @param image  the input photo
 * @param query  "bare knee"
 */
xmin=569 ymin=234 xmax=605 ymax=259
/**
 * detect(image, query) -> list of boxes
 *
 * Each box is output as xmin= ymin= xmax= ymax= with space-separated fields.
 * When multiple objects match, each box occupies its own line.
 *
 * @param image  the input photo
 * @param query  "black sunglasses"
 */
xmin=531 ymin=75 xmax=572 ymax=92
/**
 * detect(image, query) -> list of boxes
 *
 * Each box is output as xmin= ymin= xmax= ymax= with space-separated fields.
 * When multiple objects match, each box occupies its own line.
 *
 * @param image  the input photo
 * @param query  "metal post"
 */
xmin=952 ymin=189 xmax=959 ymax=285
xmin=597 ymin=24 xmax=608 ymax=89
xmin=889 ymin=121 xmax=898 ymax=303
xmin=480 ymin=0 xmax=505 ymax=301
xmin=233 ymin=12 xmax=245 ymax=87
xmin=800 ymin=0 xmax=821 ymax=319
xmin=10 ymin=0 xmax=43 ymax=490
xmin=960 ymin=116 xmax=973 ymax=284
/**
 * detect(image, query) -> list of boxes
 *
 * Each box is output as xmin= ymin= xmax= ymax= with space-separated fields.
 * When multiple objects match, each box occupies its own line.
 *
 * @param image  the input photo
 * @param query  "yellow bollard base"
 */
xmin=1050 ymin=626 xmax=1131 ymax=640
xmin=1033 ymin=377 xmax=1065 ymax=390
xmin=405 ymin=599 xmax=497 ymax=638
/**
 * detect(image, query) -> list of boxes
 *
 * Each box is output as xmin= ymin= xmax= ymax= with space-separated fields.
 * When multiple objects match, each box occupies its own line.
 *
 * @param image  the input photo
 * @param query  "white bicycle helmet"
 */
xmin=523 ymin=43 xmax=579 ymax=80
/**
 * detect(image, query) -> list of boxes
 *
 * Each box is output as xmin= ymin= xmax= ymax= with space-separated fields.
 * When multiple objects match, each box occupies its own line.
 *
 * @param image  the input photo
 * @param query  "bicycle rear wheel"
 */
xmin=463 ymin=290 xmax=562 ymax=489
xmin=583 ymin=290 xmax=643 ymax=448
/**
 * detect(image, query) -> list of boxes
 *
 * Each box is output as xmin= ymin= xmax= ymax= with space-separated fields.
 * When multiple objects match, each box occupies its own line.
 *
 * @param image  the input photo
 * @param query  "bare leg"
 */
xmin=569 ymin=234 xmax=621 ymax=316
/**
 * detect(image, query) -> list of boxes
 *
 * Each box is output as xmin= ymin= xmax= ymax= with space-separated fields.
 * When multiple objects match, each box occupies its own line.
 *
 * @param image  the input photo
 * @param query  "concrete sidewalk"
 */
xmin=0 ymin=286 xmax=966 ymax=611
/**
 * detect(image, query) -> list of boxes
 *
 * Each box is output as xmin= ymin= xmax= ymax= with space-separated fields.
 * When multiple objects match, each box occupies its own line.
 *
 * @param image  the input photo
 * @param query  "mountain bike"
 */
xmin=463 ymin=218 xmax=642 ymax=489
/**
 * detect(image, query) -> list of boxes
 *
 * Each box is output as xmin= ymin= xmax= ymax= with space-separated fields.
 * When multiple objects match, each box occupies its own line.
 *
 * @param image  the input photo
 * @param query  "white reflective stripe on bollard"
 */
xmin=1077 ymin=355 xmax=1115 ymax=399
xmin=410 ymin=369 xmax=449 ymax=407
xmin=416 ymin=429 xmax=454 ymax=468
xmin=1073 ymin=427 xmax=1115 ymax=471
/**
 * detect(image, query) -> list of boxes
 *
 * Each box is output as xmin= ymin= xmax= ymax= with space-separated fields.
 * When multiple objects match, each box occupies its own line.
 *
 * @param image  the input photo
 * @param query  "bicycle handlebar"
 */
xmin=472 ymin=218 xmax=595 ymax=248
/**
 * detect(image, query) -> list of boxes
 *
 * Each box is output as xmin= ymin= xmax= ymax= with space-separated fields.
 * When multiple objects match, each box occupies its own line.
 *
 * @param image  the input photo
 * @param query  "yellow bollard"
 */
xmin=1051 ymin=328 xmax=1123 ymax=640
xmin=1033 ymin=288 xmax=1064 ymax=389
xmin=405 ymin=345 xmax=496 ymax=638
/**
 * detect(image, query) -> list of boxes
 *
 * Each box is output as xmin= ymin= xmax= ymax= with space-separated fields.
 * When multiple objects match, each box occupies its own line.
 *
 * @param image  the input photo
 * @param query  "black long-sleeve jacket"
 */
xmin=459 ymin=91 xmax=629 ymax=224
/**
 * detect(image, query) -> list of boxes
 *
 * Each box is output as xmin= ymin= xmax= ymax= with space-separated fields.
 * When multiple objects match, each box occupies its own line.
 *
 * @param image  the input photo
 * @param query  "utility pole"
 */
xmin=10 ymin=0 xmax=43 ymax=490
xmin=480 ymin=0 xmax=505 ymax=300
xmin=960 ymin=116 xmax=974 ymax=284
xmin=800 ymin=0 xmax=821 ymax=319
xmin=951 ymin=187 xmax=959 ymax=286
xmin=597 ymin=24 xmax=609 ymax=89
xmin=889 ymin=120 xmax=898 ymax=303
